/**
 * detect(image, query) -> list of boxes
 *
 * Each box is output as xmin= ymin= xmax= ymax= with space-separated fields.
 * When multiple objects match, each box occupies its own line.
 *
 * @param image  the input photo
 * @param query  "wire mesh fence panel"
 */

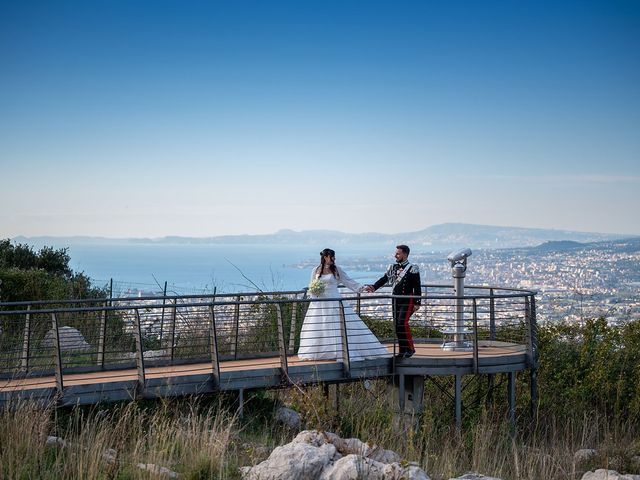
xmin=170 ymin=303 xmax=211 ymax=361
xmin=53 ymin=308 xmax=103 ymax=370
xmin=1 ymin=284 xmax=538 ymax=382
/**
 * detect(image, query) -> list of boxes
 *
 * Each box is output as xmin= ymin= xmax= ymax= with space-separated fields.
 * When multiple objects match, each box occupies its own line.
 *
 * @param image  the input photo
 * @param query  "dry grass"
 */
xmin=0 ymin=398 xmax=241 ymax=479
xmin=1 ymin=385 xmax=638 ymax=479
xmin=280 ymin=380 xmax=640 ymax=480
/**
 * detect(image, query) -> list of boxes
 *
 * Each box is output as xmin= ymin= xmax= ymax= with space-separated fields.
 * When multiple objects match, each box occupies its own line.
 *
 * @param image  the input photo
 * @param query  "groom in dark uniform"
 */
xmin=365 ymin=245 xmax=421 ymax=359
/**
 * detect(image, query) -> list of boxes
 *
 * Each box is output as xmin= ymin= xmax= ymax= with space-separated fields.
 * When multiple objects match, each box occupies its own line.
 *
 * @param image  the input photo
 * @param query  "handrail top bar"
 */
xmin=0 ymin=288 xmax=306 ymax=307
xmin=0 ymin=283 xmax=536 ymax=309
xmin=0 ymin=289 xmax=537 ymax=316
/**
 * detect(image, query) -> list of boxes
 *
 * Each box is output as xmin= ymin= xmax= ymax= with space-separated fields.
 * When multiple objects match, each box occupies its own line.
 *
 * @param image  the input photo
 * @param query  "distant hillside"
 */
xmin=521 ymin=236 xmax=640 ymax=254
xmin=12 ymin=223 xmax=637 ymax=251
xmin=532 ymin=240 xmax=586 ymax=252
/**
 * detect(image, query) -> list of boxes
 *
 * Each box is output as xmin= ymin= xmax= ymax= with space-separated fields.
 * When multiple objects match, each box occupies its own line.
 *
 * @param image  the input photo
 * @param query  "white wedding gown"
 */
xmin=297 ymin=266 xmax=391 ymax=361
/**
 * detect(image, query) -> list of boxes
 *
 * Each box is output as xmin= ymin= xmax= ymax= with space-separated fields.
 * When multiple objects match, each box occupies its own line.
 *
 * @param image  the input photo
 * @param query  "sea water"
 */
xmin=23 ymin=241 xmax=390 ymax=296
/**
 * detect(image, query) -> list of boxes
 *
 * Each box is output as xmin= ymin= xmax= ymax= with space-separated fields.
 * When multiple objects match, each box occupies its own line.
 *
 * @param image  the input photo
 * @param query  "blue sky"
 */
xmin=1 ymin=0 xmax=639 ymax=237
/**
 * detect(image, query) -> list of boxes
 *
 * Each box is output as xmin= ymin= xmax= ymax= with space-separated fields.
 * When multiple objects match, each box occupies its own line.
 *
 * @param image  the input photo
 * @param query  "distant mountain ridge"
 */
xmin=12 ymin=223 xmax=638 ymax=251
xmin=529 ymin=236 xmax=640 ymax=254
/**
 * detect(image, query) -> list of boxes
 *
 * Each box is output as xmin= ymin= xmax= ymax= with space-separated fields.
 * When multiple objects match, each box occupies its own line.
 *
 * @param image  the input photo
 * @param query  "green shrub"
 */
xmin=0 ymin=239 xmax=107 ymax=303
xmin=536 ymin=317 xmax=640 ymax=421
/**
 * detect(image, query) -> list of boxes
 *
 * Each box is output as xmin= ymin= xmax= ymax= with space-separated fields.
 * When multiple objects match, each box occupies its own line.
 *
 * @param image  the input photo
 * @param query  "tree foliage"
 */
xmin=0 ymin=239 xmax=107 ymax=302
xmin=536 ymin=317 xmax=640 ymax=421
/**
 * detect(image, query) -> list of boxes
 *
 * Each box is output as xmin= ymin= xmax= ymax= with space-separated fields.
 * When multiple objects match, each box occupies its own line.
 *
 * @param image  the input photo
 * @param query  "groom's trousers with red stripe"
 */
xmin=392 ymin=298 xmax=415 ymax=353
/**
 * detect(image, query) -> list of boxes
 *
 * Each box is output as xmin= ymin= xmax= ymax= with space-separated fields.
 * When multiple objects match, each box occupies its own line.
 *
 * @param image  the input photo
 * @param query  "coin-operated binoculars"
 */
xmin=442 ymin=248 xmax=473 ymax=351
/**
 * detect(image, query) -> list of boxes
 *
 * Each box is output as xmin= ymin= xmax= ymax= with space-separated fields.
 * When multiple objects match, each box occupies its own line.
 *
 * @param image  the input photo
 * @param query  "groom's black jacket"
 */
xmin=372 ymin=261 xmax=421 ymax=304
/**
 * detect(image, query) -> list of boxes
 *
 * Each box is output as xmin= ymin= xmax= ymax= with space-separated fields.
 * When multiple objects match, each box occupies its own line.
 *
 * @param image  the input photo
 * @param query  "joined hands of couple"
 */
xmin=360 ymin=285 xmax=420 ymax=313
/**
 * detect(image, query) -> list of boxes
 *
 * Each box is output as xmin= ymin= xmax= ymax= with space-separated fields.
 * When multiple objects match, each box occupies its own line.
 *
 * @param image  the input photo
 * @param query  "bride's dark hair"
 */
xmin=317 ymin=248 xmax=339 ymax=278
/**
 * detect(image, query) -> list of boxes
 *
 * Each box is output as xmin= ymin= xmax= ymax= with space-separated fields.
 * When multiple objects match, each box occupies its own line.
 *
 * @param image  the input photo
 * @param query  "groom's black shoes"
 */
xmin=394 ymin=349 xmax=415 ymax=360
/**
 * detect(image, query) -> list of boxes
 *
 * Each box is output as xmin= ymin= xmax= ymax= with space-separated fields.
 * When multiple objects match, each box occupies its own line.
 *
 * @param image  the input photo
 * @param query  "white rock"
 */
xmin=581 ymin=469 xmax=640 ymax=480
xmin=294 ymin=430 xmax=399 ymax=464
xmin=136 ymin=463 xmax=179 ymax=479
xmin=400 ymin=464 xmax=431 ymax=480
xmin=143 ymin=349 xmax=170 ymax=359
xmin=42 ymin=326 xmax=90 ymax=352
xmin=293 ymin=430 xmax=329 ymax=447
xmin=242 ymin=441 xmax=336 ymax=479
xmin=449 ymin=474 xmax=503 ymax=480
xmin=45 ymin=436 xmax=67 ymax=448
xmin=275 ymin=407 xmax=301 ymax=430
xmin=243 ymin=430 xmax=428 ymax=480
xmin=382 ymin=462 xmax=431 ymax=480
xmin=320 ymin=454 xmax=386 ymax=480
xmin=102 ymin=448 xmax=117 ymax=465
xmin=366 ymin=444 xmax=401 ymax=464
xmin=241 ymin=442 xmax=271 ymax=461
xmin=340 ymin=437 xmax=367 ymax=454
xmin=575 ymin=448 xmax=598 ymax=463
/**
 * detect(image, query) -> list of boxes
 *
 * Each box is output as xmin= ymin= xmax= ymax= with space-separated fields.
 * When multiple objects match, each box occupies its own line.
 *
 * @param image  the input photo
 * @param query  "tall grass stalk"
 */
xmin=280 ymin=380 xmax=639 ymax=479
xmin=1 ymin=384 xmax=638 ymax=479
xmin=0 ymin=399 xmax=240 ymax=479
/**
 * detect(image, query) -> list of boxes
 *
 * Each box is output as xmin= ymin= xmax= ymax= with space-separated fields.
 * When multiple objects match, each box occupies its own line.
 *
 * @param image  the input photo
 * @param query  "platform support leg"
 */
xmin=323 ymin=383 xmax=340 ymax=412
xmin=238 ymin=388 xmax=244 ymax=418
xmin=508 ymin=371 xmax=516 ymax=433
xmin=455 ymin=374 xmax=462 ymax=431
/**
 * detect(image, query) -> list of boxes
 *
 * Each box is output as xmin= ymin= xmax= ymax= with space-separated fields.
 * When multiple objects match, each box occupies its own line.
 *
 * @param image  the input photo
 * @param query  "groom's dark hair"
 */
xmin=396 ymin=244 xmax=410 ymax=255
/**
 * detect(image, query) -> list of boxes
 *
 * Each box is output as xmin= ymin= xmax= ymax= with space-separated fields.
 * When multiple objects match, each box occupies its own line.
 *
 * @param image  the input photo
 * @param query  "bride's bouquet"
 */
xmin=308 ymin=278 xmax=326 ymax=296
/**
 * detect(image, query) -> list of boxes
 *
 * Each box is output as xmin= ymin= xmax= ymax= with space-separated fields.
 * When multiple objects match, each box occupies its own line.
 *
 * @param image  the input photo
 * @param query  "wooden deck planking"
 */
xmin=1 ymin=342 xmax=526 ymax=395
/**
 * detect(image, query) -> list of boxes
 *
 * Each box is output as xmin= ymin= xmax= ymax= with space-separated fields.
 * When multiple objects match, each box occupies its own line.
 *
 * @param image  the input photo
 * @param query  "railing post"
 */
xmin=275 ymin=303 xmax=289 ymax=379
xmin=159 ymin=281 xmax=168 ymax=346
xmin=487 ymin=288 xmax=496 ymax=404
xmin=528 ymin=295 xmax=539 ymax=419
xmin=338 ymin=300 xmax=351 ymax=377
xmin=51 ymin=312 xmax=64 ymax=395
xmin=524 ymin=295 xmax=531 ymax=355
xmin=97 ymin=300 xmax=108 ymax=368
xmin=169 ymin=299 xmax=177 ymax=361
xmin=97 ymin=278 xmax=113 ymax=367
xmin=489 ymin=288 xmax=496 ymax=340
xmin=356 ymin=292 xmax=361 ymax=316
xmin=209 ymin=302 xmax=220 ymax=389
xmin=288 ymin=294 xmax=298 ymax=353
xmin=21 ymin=305 xmax=31 ymax=372
xmin=133 ymin=308 xmax=146 ymax=394
xmin=422 ymin=285 xmax=428 ymax=334
xmin=231 ymin=295 xmax=241 ymax=360
xmin=472 ymin=299 xmax=479 ymax=374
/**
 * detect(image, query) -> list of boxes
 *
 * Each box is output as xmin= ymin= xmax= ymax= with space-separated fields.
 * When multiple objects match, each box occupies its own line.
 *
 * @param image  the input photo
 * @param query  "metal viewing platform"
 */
xmin=0 ymin=284 xmax=538 ymax=428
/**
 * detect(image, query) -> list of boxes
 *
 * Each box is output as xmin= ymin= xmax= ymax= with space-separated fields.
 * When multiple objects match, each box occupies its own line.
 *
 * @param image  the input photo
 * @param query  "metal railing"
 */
xmin=0 ymin=284 xmax=538 ymax=391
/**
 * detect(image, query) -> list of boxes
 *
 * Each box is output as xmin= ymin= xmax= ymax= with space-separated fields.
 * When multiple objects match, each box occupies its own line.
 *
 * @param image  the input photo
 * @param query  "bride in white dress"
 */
xmin=297 ymin=248 xmax=391 ymax=361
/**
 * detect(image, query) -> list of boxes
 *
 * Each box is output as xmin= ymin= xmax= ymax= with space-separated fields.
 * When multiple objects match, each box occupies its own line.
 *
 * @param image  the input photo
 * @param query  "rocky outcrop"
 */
xmin=320 ymin=454 xmax=429 ymax=480
xmin=575 ymin=449 xmax=598 ymax=464
xmin=581 ymin=469 xmax=640 ymax=480
xmin=241 ymin=440 xmax=336 ymax=479
xmin=240 ymin=430 xmax=428 ymax=480
xmin=449 ymin=474 xmax=503 ymax=480
xmin=42 ymin=326 xmax=90 ymax=352
xmin=275 ymin=406 xmax=302 ymax=430
xmin=137 ymin=463 xmax=179 ymax=478
xmin=45 ymin=435 xmax=68 ymax=448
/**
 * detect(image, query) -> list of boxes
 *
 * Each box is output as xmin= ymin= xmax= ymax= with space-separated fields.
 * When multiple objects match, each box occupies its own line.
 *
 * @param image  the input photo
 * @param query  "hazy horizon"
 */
xmin=9 ymin=221 xmax=640 ymax=241
xmin=2 ymin=1 xmax=639 ymax=238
